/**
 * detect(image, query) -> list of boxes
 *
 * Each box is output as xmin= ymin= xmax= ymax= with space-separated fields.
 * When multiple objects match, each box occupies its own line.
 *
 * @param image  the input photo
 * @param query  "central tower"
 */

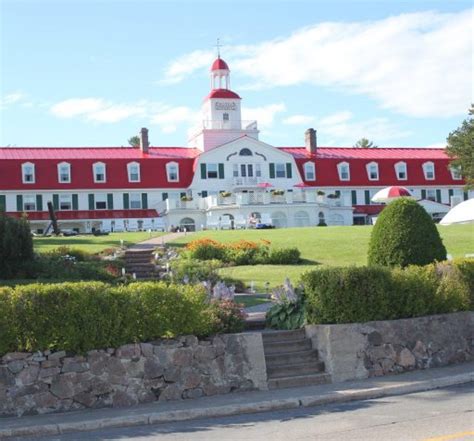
xmin=188 ymin=56 xmax=259 ymax=151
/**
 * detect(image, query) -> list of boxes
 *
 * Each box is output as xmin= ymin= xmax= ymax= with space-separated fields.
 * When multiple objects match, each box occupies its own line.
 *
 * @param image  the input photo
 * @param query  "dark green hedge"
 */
xmin=302 ymin=260 xmax=472 ymax=325
xmin=0 ymin=214 xmax=34 ymax=279
xmin=368 ymin=198 xmax=446 ymax=267
xmin=0 ymin=281 xmax=211 ymax=355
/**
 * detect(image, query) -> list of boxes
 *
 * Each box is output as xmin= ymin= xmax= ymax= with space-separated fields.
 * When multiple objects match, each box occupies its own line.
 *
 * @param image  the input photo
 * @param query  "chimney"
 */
xmin=139 ymin=127 xmax=149 ymax=153
xmin=305 ymin=128 xmax=317 ymax=154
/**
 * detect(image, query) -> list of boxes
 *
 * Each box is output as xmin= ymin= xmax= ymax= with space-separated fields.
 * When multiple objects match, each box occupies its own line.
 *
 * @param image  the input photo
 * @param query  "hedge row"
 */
xmin=301 ymin=259 xmax=473 ymax=325
xmin=0 ymin=281 xmax=211 ymax=356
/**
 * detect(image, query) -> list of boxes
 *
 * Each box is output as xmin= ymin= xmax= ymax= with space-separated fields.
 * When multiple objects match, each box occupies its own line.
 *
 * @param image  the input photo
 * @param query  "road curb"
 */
xmin=0 ymin=373 xmax=472 ymax=439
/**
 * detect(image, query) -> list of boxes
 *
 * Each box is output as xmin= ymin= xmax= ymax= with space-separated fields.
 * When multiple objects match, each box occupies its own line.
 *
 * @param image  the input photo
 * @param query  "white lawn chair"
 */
xmin=261 ymin=213 xmax=273 ymax=226
xmin=234 ymin=215 xmax=247 ymax=229
xmin=220 ymin=215 xmax=232 ymax=230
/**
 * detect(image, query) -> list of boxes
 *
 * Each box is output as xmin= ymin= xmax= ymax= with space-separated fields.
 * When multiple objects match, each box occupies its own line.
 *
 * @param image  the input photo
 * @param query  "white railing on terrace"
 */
xmin=231 ymin=177 xmax=264 ymax=187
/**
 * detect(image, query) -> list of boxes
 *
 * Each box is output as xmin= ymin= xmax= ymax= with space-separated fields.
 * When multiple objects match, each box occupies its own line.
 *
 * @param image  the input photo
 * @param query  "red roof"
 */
xmin=7 ymin=209 xmax=159 ymax=220
xmin=353 ymin=205 xmax=385 ymax=215
xmin=0 ymin=147 xmax=199 ymax=190
xmin=211 ymin=57 xmax=229 ymax=71
xmin=206 ymin=89 xmax=241 ymax=100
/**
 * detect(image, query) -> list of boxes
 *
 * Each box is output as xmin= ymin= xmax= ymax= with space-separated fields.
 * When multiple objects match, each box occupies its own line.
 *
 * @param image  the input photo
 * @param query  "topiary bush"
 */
xmin=0 ymin=214 xmax=34 ymax=279
xmin=368 ymin=198 xmax=446 ymax=267
xmin=1 ymin=281 xmax=212 ymax=355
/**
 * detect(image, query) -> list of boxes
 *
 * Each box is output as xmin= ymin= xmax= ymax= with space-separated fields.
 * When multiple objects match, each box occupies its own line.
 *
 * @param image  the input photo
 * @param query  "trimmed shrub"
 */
xmin=302 ymin=262 xmax=470 ymax=325
xmin=453 ymin=258 xmax=474 ymax=309
xmin=0 ymin=214 xmax=34 ymax=279
xmin=368 ymin=198 xmax=446 ymax=267
xmin=170 ymin=258 xmax=222 ymax=284
xmin=1 ymin=281 xmax=211 ymax=355
xmin=186 ymin=238 xmax=226 ymax=260
xmin=267 ymin=247 xmax=301 ymax=264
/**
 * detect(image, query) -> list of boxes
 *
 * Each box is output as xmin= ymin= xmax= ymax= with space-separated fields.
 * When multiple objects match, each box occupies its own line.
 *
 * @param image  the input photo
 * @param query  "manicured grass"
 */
xmin=169 ymin=225 xmax=474 ymax=290
xmin=33 ymin=232 xmax=166 ymax=254
xmin=235 ymin=294 xmax=271 ymax=308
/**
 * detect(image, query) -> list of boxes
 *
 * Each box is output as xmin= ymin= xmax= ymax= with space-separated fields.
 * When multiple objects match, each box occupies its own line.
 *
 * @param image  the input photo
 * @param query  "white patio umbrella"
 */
xmin=371 ymin=186 xmax=414 ymax=203
xmin=439 ymin=199 xmax=474 ymax=225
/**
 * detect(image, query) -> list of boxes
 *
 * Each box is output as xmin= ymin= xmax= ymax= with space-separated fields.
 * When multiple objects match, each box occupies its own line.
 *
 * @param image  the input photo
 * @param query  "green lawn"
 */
xmin=33 ymin=232 xmax=166 ymax=254
xmin=168 ymin=225 xmax=474 ymax=290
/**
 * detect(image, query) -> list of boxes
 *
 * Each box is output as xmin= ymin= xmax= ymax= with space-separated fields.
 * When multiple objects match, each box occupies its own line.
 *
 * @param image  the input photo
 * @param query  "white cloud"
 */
xmin=282 ymin=114 xmax=315 ymax=125
xmin=242 ymin=103 xmax=286 ymax=127
xmin=0 ymin=91 xmax=34 ymax=109
xmin=160 ymin=50 xmax=215 ymax=85
xmin=150 ymin=106 xmax=197 ymax=133
xmin=164 ymin=10 xmax=472 ymax=118
xmin=317 ymin=111 xmax=411 ymax=145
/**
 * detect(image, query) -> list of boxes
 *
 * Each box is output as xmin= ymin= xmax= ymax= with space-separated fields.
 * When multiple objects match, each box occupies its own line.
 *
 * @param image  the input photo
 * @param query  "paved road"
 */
xmin=24 ymin=383 xmax=474 ymax=441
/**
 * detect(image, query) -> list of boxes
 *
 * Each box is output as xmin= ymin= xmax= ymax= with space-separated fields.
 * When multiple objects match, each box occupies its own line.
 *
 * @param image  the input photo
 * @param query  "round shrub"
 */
xmin=368 ymin=198 xmax=446 ymax=267
xmin=0 ymin=214 xmax=34 ymax=279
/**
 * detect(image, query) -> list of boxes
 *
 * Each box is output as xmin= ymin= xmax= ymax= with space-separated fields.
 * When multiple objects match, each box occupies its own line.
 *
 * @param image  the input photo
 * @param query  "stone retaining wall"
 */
xmin=306 ymin=311 xmax=473 ymax=382
xmin=0 ymin=333 xmax=267 ymax=417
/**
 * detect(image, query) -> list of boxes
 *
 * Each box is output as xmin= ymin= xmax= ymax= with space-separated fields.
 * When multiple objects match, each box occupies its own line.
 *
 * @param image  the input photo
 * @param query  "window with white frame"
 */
xmin=233 ymin=164 xmax=239 ymax=177
xmin=255 ymin=163 xmax=262 ymax=177
xmin=426 ymin=189 xmax=436 ymax=201
xmin=166 ymin=162 xmax=179 ymax=182
xmin=59 ymin=194 xmax=72 ymax=210
xmin=337 ymin=162 xmax=350 ymax=181
xmin=95 ymin=193 xmax=107 ymax=210
xmin=366 ymin=162 xmax=379 ymax=181
xmin=422 ymin=162 xmax=435 ymax=180
xmin=275 ymin=163 xmax=286 ymax=178
xmin=127 ymin=162 xmax=140 ymax=182
xmin=129 ymin=193 xmax=142 ymax=209
xmin=57 ymin=162 xmax=71 ymax=183
xmin=304 ymin=162 xmax=316 ymax=181
xmin=23 ymin=195 xmax=36 ymax=211
xmin=395 ymin=162 xmax=407 ymax=180
xmin=450 ymin=165 xmax=462 ymax=180
xmin=22 ymin=163 xmax=35 ymax=184
xmin=207 ymin=163 xmax=218 ymax=179
xmin=93 ymin=162 xmax=106 ymax=183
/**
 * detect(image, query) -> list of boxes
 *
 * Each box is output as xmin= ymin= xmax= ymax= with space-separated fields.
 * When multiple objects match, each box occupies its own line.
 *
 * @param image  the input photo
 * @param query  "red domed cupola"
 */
xmin=211 ymin=57 xmax=229 ymax=71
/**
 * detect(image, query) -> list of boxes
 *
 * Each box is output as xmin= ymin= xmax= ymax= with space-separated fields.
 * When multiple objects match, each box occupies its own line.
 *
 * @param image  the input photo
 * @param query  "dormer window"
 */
xmin=93 ymin=162 xmax=106 ymax=183
xmin=337 ymin=162 xmax=350 ymax=181
xmin=366 ymin=162 xmax=379 ymax=181
xmin=422 ymin=162 xmax=435 ymax=180
xmin=395 ymin=161 xmax=407 ymax=180
xmin=57 ymin=162 xmax=71 ymax=183
xmin=450 ymin=165 xmax=462 ymax=180
xmin=22 ymin=162 xmax=35 ymax=184
xmin=166 ymin=162 xmax=179 ymax=182
xmin=304 ymin=162 xmax=316 ymax=181
xmin=127 ymin=162 xmax=140 ymax=182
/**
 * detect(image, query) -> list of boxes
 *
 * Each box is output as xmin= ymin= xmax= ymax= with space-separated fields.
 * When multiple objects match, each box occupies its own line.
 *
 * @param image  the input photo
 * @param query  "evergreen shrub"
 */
xmin=368 ymin=198 xmax=446 ymax=267
xmin=0 ymin=214 xmax=34 ymax=279
xmin=0 ymin=281 xmax=212 ymax=355
xmin=302 ymin=262 xmax=470 ymax=325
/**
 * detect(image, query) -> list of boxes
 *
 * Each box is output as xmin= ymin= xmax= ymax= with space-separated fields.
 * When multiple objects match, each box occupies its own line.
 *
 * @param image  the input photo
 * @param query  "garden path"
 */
xmin=130 ymin=231 xmax=188 ymax=250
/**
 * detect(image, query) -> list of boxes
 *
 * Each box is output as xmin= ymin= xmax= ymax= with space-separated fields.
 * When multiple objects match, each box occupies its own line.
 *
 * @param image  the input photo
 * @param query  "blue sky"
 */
xmin=1 ymin=0 xmax=472 ymax=148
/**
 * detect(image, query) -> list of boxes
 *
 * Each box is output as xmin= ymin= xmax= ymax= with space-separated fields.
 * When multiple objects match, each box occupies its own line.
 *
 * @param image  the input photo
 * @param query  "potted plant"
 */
xmin=271 ymin=189 xmax=285 ymax=196
xmin=181 ymin=195 xmax=193 ymax=202
xmin=317 ymin=190 xmax=325 ymax=196
xmin=220 ymin=191 xmax=232 ymax=198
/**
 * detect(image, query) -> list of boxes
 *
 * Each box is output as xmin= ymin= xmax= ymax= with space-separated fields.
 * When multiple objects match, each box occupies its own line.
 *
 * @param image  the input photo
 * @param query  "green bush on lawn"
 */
xmin=368 ymin=198 xmax=447 ymax=267
xmin=0 ymin=281 xmax=212 ymax=356
xmin=302 ymin=260 xmax=472 ymax=325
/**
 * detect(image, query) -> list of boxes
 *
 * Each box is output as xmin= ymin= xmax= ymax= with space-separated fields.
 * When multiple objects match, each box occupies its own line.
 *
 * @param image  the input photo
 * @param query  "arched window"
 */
xmin=57 ymin=162 xmax=71 ymax=183
xmin=93 ymin=162 xmax=106 ymax=183
xmin=166 ymin=162 xmax=179 ymax=182
xmin=366 ymin=162 xmax=379 ymax=181
xmin=422 ymin=162 xmax=435 ymax=180
xmin=304 ymin=162 xmax=316 ymax=181
xmin=239 ymin=148 xmax=252 ymax=156
xmin=127 ymin=162 xmax=140 ymax=182
xmin=395 ymin=161 xmax=407 ymax=180
xmin=337 ymin=162 xmax=350 ymax=181
xmin=22 ymin=162 xmax=35 ymax=184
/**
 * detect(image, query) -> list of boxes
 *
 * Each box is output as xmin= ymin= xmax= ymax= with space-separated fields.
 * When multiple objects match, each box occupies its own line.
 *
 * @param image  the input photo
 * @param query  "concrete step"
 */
xmin=265 ymin=349 xmax=320 ymax=367
xmin=244 ymin=319 xmax=266 ymax=331
xmin=267 ymin=360 xmax=325 ymax=379
xmin=263 ymin=339 xmax=312 ymax=355
xmin=125 ymin=257 xmax=154 ymax=263
xmin=267 ymin=373 xmax=331 ymax=390
xmin=261 ymin=329 xmax=306 ymax=344
xmin=125 ymin=249 xmax=154 ymax=255
xmin=125 ymin=263 xmax=156 ymax=270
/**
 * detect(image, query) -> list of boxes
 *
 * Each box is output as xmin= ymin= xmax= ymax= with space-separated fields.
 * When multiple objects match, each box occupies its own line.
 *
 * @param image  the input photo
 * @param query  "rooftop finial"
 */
xmin=215 ymin=38 xmax=222 ymax=58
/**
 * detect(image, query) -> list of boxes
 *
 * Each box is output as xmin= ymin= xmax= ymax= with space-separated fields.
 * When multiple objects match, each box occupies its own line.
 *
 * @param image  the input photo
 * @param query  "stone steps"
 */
xmin=124 ymin=249 xmax=159 ymax=280
xmin=262 ymin=329 xmax=330 ymax=390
